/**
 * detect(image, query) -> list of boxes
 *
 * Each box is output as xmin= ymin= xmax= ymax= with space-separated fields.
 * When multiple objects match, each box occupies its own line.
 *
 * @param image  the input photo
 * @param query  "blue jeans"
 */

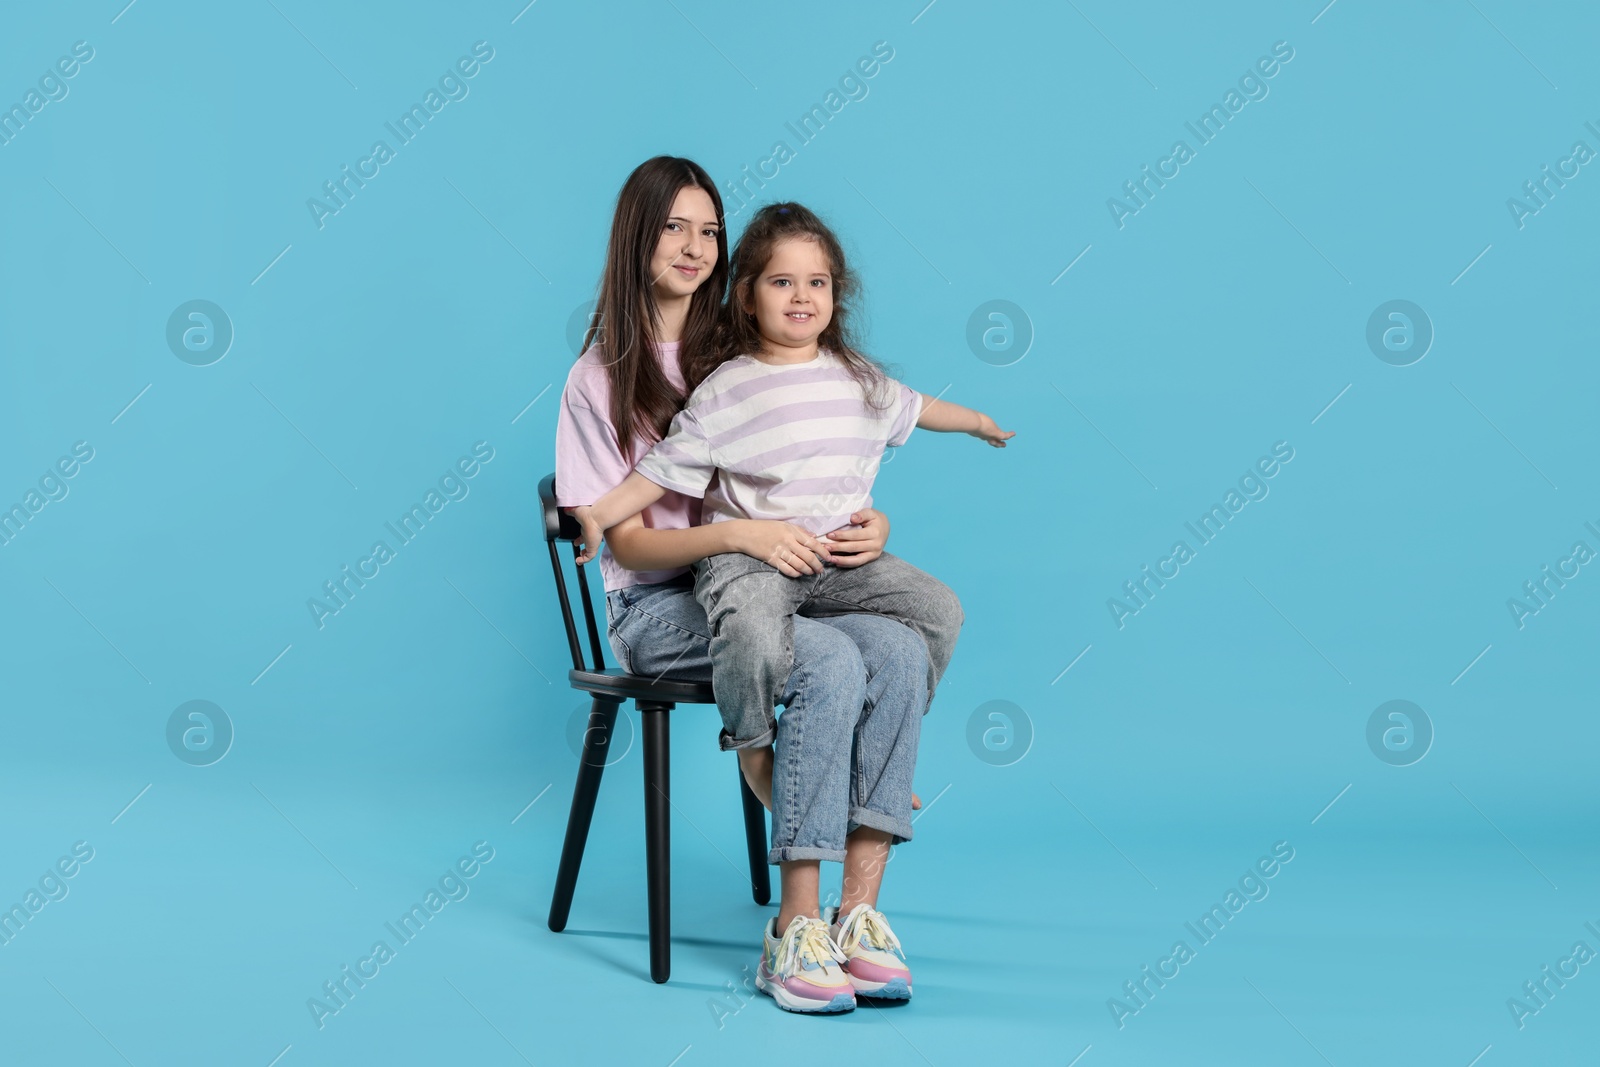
xmin=692 ymin=551 xmax=962 ymax=753
xmin=606 ymin=579 xmax=926 ymax=863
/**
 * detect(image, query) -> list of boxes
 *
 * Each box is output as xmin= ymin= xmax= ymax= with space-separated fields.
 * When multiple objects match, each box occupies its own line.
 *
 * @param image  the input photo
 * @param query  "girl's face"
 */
xmin=745 ymin=236 xmax=833 ymax=352
xmin=649 ymin=186 xmax=720 ymax=304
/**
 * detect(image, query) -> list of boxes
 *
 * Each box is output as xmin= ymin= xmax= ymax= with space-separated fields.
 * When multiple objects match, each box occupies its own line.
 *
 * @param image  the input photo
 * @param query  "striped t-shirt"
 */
xmin=635 ymin=350 xmax=922 ymax=536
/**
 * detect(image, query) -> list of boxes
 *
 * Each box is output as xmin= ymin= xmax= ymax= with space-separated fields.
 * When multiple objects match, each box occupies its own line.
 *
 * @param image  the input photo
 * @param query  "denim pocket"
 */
xmin=607 ymin=624 xmax=634 ymax=674
xmin=604 ymin=592 xmax=633 ymax=673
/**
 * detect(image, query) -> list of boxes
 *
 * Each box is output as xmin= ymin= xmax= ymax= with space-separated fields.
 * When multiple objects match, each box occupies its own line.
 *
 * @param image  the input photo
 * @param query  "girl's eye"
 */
xmin=703 ymin=229 xmax=718 ymax=238
xmin=664 ymin=222 xmax=682 ymax=232
xmin=773 ymin=279 xmax=790 ymax=287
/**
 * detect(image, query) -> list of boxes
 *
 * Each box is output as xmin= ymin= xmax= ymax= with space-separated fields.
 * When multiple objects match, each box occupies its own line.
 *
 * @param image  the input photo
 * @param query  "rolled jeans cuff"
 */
xmin=848 ymin=806 xmax=912 ymax=846
xmin=719 ymin=724 xmax=776 ymax=752
xmin=768 ymin=844 xmax=847 ymax=865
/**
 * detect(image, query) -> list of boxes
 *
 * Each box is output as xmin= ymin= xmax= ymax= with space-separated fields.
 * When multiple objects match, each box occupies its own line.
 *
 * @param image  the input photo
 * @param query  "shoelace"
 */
xmin=773 ymin=917 xmax=847 ymax=979
xmin=834 ymin=905 xmax=905 ymax=960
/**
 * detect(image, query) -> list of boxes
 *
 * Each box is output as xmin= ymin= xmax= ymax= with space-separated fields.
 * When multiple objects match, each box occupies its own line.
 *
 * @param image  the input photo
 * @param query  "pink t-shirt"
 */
xmin=555 ymin=341 xmax=701 ymax=591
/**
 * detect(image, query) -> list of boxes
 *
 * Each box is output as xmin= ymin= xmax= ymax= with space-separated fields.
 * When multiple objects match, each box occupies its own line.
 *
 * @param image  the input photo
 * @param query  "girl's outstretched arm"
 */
xmin=916 ymin=393 xmax=1015 ymax=447
xmin=572 ymin=472 xmax=667 ymax=563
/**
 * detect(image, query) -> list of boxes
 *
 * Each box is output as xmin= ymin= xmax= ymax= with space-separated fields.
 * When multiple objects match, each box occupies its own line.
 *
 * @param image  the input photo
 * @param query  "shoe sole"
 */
xmin=756 ymin=969 xmax=856 ymax=1013
xmin=852 ymin=976 xmax=912 ymax=1000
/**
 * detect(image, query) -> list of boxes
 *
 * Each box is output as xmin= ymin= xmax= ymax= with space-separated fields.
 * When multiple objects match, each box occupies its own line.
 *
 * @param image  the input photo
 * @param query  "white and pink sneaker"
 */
xmin=756 ymin=915 xmax=856 ymax=1014
xmin=825 ymin=903 xmax=913 ymax=1000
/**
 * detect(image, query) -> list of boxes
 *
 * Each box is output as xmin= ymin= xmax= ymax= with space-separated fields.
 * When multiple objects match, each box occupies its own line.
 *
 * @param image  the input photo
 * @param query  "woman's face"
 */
xmin=649 ymin=185 xmax=720 ymax=304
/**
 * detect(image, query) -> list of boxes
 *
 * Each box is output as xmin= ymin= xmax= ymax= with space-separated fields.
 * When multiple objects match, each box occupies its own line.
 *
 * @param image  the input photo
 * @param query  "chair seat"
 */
xmin=568 ymin=668 xmax=715 ymax=705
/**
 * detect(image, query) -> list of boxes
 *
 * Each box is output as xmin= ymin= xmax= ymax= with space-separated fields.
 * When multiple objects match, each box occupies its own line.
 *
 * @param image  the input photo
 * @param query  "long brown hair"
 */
xmin=586 ymin=156 xmax=729 ymax=456
xmin=689 ymin=201 xmax=887 ymax=404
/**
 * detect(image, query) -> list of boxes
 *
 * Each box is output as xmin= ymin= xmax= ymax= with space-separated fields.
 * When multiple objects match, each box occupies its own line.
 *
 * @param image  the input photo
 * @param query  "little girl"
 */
xmin=576 ymin=201 xmax=1011 ymax=1012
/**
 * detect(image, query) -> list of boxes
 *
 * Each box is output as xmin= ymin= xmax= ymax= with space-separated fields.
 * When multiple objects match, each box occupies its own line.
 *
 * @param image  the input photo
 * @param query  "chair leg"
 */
xmin=640 ymin=701 xmax=672 ymax=984
xmin=548 ymin=697 xmax=621 ymax=933
xmin=737 ymin=763 xmax=772 ymax=906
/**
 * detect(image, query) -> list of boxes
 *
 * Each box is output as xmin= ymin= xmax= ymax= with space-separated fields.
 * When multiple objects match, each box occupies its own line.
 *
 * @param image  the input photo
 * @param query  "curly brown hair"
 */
xmin=685 ymin=201 xmax=888 ymax=406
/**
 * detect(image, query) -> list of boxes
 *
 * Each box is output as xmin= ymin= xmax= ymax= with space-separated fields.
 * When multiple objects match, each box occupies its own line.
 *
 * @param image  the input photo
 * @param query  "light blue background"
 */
xmin=1 ymin=1 xmax=1595 ymax=1064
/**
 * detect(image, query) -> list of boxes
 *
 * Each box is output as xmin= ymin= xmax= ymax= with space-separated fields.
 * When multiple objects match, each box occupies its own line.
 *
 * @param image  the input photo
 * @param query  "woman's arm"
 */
xmin=606 ymin=513 xmax=740 ymax=571
xmin=916 ymin=393 xmax=1015 ymax=447
xmin=607 ymin=514 xmax=834 ymax=578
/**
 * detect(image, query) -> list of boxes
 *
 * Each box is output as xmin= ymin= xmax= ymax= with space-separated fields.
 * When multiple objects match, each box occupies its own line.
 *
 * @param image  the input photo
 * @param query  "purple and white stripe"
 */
xmin=636 ymin=351 xmax=921 ymax=536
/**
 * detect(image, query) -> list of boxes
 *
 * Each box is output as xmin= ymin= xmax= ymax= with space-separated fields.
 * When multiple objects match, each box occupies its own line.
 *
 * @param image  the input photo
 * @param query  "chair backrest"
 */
xmin=539 ymin=473 xmax=607 ymax=673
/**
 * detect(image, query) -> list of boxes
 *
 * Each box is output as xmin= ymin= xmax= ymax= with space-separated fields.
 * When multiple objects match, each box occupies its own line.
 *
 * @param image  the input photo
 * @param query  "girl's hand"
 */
xmin=971 ymin=412 xmax=1015 ymax=448
xmin=819 ymin=508 xmax=890 ymax=568
xmin=732 ymin=519 xmax=830 ymax=577
xmin=572 ymin=506 xmax=604 ymax=565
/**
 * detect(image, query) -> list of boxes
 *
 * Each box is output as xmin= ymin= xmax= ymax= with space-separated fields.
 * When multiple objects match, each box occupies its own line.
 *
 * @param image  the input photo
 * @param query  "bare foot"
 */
xmin=737 ymin=746 xmax=775 ymax=811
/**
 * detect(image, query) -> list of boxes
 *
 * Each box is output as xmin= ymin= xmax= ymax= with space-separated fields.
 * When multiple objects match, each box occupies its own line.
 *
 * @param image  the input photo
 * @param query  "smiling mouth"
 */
xmin=674 ymin=265 xmax=700 ymax=276
xmin=785 ymin=312 xmax=813 ymax=321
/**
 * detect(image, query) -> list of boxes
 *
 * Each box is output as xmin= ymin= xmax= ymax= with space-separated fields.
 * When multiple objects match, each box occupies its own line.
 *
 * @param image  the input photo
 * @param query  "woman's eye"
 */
xmin=665 ymin=223 xmax=681 ymax=232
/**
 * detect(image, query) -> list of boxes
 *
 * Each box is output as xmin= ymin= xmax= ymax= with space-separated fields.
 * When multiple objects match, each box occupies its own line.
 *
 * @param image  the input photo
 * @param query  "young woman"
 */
xmin=554 ymin=158 xmax=945 ymax=1012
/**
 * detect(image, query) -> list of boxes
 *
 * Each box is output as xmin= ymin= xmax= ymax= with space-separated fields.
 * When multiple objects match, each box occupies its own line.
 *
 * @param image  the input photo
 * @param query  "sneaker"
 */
xmin=755 ymin=915 xmax=856 ymax=1014
xmin=825 ymin=904 xmax=913 ymax=1000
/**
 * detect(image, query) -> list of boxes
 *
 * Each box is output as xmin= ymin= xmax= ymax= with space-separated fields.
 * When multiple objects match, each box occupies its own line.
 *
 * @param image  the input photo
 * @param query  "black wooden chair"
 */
xmin=539 ymin=473 xmax=771 ymax=983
